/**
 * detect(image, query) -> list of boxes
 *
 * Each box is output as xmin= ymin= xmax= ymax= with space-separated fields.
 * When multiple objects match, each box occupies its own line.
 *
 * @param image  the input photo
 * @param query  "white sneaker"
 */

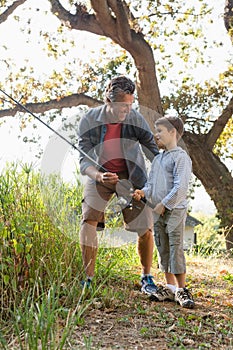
xmin=175 ymin=288 xmax=195 ymax=308
xmin=151 ymin=286 xmax=175 ymax=301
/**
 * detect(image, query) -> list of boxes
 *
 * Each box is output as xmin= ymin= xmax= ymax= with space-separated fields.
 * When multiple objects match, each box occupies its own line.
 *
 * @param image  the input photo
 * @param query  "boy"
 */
xmin=133 ymin=116 xmax=195 ymax=308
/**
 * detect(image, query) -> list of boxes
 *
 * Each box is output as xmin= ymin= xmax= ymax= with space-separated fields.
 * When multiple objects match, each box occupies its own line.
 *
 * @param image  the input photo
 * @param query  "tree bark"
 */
xmin=184 ymin=132 xmax=233 ymax=250
xmin=224 ymin=0 xmax=233 ymax=42
xmin=0 ymin=93 xmax=102 ymax=119
xmin=0 ymin=0 xmax=27 ymax=24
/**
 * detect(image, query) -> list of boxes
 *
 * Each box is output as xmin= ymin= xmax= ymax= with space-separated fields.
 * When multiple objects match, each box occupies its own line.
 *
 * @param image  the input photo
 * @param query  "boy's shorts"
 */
xmin=81 ymin=175 xmax=153 ymax=236
xmin=154 ymin=208 xmax=187 ymax=274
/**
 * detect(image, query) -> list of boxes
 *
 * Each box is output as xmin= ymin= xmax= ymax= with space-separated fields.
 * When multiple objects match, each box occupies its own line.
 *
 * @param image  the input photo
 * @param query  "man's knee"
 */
xmin=138 ymin=228 xmax=153 ymax=239
xmin=80 ymin=221 xmax=98 ymax=248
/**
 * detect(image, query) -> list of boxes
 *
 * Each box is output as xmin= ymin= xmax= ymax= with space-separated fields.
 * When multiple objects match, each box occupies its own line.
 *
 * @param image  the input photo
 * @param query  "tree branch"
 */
xmin=107 ymin=0 xmax=132 ymax=43
xmin=224 ymin=0 xmax=233 ymax=42
xmin=206 ymin=96 xmax=233 ymax=149
xmin=0 ymin=93 xmax=102 ymax=118
xmin=48 ymin=0 xmax=105 ymax=35
xmin=0 ymin=0 xmax=27 ymax=24
xmin=47 ymin=0 xmax=163 ymax=114
xmin=90 ymin=0 xmax=116 ymax=36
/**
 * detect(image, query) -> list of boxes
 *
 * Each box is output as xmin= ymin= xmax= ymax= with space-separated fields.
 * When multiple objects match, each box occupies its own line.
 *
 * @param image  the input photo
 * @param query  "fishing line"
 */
xmin=0 ymin=88 xmax=106 ymax=171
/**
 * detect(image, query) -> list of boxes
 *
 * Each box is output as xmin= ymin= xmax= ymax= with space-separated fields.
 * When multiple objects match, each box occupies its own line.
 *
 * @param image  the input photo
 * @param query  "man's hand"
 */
xmin=133 ymin=189 xmax=145 ymax=201
xmin=98 ymin=172 xmax=119 ymax=184
xmin=85 ymin=166 xmax=119 ymax=184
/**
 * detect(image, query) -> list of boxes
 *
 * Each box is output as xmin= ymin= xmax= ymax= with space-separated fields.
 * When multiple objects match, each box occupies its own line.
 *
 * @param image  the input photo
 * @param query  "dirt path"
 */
xmin=68 ymin=256 xmax=233 ymax=349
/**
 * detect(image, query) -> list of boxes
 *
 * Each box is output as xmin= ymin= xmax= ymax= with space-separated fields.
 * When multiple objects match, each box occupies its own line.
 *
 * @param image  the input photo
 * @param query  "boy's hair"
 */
xmin=155 ymin=116 xmax=184 ymax=140
xmin=104 ymin=75 xmax=135 ymax=103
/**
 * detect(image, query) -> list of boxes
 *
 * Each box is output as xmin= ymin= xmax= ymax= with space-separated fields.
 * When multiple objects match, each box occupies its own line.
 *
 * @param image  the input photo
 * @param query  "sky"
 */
xmin=0 ymin=0 xmax=232 ymax=216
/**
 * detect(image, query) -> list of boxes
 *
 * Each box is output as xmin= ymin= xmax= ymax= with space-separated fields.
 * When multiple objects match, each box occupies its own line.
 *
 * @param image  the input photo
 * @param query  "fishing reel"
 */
xmin=116 ymin=196 xmax=133 ymax=210
xmin=114 ymin=180 xmax=134 ymax=211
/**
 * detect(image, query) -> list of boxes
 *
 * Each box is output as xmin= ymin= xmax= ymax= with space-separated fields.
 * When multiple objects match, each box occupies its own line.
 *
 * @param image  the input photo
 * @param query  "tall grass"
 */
xmin=0 ymin=163 xmax=90 ymax=348
xmin=0 ymin=163 xmax=143 ymax=349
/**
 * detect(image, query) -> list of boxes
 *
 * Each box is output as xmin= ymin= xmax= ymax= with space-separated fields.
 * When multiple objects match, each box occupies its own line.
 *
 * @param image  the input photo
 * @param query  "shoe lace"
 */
xmin=181 ymin=288 xmax=193 ymax=300
xmin=146 ymin=275 xmax=155 ymax=286
xmin=156 ymin=286 xmax=170 ymax=297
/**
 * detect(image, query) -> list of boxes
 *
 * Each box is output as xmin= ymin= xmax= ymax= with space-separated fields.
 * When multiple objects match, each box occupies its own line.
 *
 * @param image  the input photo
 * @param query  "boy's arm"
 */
xmin=133 ymin=155 xmax=158 ymax=202
xmin=153 ymin=202 xmax=166 ymax=216
xmin=162 ymin=153 xmax=192 ymax=210
xmin=141 ymin=158 xmax=157 ymax=199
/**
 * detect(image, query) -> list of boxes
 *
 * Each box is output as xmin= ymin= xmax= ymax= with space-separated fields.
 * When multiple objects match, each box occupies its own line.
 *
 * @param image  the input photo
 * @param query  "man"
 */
xmin=77 ymin=75 xmax=159 ymax=294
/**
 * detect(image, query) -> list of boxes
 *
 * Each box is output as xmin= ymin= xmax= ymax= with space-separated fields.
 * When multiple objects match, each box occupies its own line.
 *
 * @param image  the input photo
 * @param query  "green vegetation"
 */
xmin=189 ymin=213 xmax=226 ymax=256
xmin=0 ymin=163 xmax=232 ymax=349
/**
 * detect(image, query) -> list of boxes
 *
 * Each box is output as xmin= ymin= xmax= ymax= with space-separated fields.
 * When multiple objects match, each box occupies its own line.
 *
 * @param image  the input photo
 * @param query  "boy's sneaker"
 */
xmin=152 ymin=286 xmax=175 ymax=301
xmin=141 ymin=275 xmax=158 ymax=295
xmin=175 ymin=288 xmax=195 ymax=309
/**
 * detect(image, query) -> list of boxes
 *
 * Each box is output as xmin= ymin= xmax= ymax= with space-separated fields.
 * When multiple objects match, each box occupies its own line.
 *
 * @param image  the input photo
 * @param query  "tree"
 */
xmin=224 ymin=0 xmax=233 ymax=42
xmin=0 ymin=0 xmax=232 ymax=249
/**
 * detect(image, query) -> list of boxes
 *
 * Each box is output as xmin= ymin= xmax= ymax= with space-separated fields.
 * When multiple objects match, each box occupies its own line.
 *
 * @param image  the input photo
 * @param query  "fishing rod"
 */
xmin=0 ymin=88 xmax=105 ymax=172
xmin=0 ymin=88 xmax=154 ymax=209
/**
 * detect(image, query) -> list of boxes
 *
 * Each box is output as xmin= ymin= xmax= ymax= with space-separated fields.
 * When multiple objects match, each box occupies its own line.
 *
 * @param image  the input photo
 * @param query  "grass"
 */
xmin=0 ymin=163 xmax=233 ymax=349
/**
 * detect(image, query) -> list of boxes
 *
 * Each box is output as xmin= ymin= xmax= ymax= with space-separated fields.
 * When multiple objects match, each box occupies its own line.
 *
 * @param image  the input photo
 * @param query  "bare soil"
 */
xmin=69 ymin=256 xmax=233 ymax=349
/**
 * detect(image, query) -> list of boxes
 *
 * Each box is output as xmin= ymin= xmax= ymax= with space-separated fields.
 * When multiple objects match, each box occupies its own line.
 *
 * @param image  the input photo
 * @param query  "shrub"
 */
xmin=0 ymin=163 xmax=83 ymax=320
xmin=190 ymin=213 xmax=226 ymax=256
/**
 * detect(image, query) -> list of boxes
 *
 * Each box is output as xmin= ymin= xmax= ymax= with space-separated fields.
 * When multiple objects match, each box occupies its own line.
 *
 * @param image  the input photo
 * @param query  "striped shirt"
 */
xmin=142 ymin=147 xmax=192 ymax=210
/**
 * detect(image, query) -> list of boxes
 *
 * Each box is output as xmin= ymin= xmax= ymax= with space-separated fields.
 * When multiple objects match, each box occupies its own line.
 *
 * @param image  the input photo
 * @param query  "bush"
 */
xmin=0 ymin=163 xmax=145 ymax=348
xmin=190 ymin=213 xmax=226 ymax=256
xmin=0 ymin=163 xmax=84 ymax=320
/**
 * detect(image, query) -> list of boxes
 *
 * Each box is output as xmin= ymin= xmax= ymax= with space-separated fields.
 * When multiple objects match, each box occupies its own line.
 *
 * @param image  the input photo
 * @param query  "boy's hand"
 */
xmin=133 ymin=189 xmax=145 ymax=201
xmin=153 ymin=202 xmax=165 ymax=216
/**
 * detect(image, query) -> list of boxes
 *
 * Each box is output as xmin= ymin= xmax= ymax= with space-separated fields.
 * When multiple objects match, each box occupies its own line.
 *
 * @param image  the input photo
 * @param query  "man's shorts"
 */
xmin=81 ymin=174 xmax=153 ymax=236
xmin=153 ymin=208 xmax=187 ymax=274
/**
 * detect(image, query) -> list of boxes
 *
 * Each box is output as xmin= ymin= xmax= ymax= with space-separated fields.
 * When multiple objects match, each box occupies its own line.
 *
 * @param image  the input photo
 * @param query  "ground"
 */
xmin=66 ymin=256 xmax=233 ymax=349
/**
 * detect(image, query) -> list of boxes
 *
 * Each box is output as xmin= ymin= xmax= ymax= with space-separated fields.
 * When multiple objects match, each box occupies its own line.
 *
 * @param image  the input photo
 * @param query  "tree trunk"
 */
xmin=184 ymin=132 xmax=233 ymax=250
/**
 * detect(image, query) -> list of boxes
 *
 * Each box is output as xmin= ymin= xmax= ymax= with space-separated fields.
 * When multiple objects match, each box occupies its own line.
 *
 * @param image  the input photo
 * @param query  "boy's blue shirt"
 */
xmin=142 ymin=146 xmax=192 ymax=211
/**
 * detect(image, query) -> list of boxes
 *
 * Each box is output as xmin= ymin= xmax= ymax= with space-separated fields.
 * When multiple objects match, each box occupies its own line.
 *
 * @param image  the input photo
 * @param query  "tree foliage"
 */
xmin=0 ymin=0 xmax=232 ymax=248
